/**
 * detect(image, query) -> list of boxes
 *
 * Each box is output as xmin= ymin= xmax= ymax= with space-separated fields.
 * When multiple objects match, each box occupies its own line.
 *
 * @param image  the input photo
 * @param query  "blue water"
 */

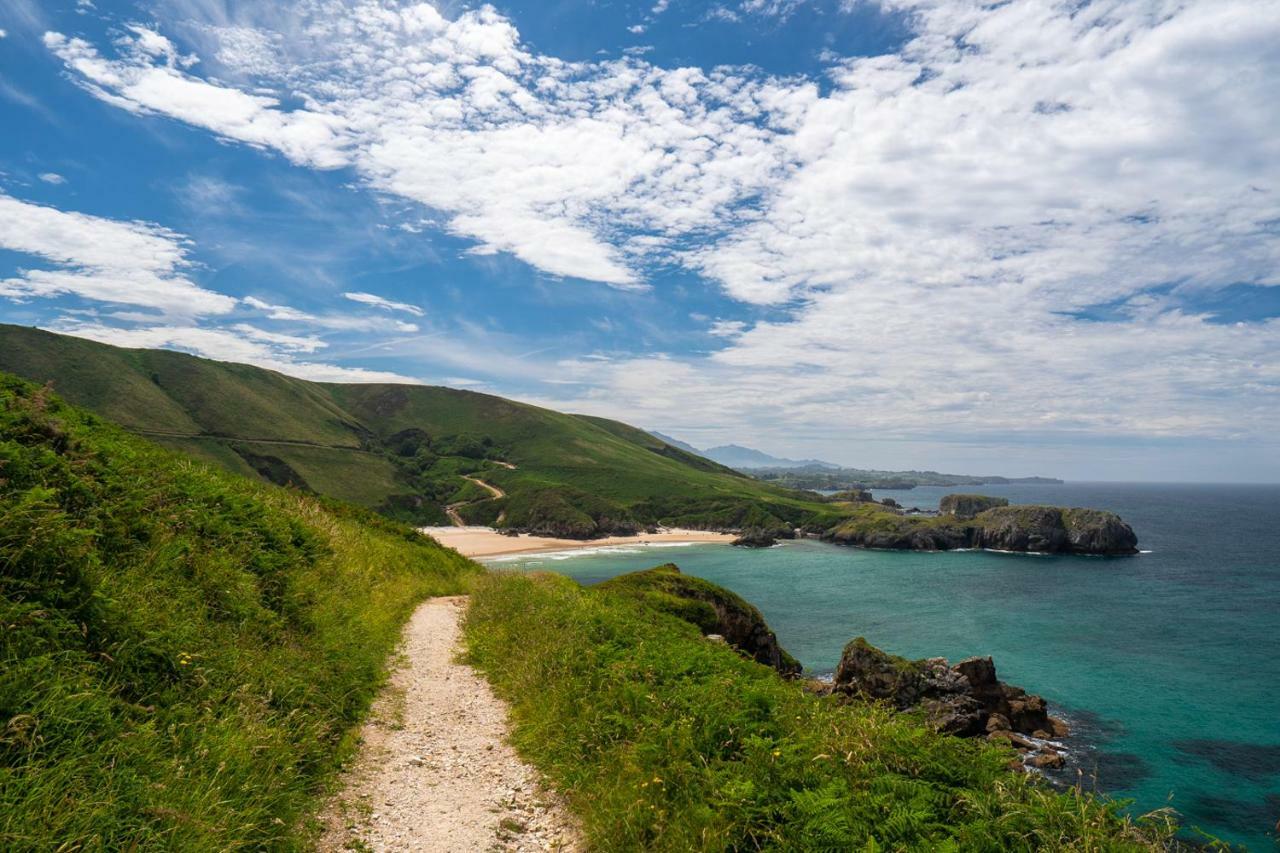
xmin=492 ymin=483 xmax=1280 ymax=849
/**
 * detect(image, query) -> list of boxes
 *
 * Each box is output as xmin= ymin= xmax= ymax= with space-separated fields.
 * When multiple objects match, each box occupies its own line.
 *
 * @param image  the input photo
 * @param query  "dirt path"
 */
xmin=319 ymin=597 xmax=578 ymax=852
xmin=445 ymin=475 xmax=507 ymax=527
xmin=463 ymin=475 xmax=506 ymax=499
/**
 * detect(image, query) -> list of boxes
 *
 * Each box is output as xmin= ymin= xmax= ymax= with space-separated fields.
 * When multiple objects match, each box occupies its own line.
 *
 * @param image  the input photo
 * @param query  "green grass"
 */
xmin=0 ymin=373 xmax=480 ymax=850
xmin=463 ymin=571 xmax=1178 ymax=852
xmin=0 ymin=324 xmax=849 ymax=535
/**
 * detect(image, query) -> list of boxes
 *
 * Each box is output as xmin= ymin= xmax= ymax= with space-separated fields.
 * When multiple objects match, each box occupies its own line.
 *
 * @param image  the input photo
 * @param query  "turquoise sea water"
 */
xmin=491 ymin=483 xmax=1280 ymax=849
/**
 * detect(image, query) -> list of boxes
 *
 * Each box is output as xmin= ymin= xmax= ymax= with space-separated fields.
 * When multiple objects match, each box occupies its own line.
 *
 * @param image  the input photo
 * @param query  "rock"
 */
xmin=972 ymin=506 xmax=1138 ymax=555
xmin=1050 ymin=716 xmax=1071 ymax=737
xmin=704 ymin=633 xmax=726 ymax=643
xmin=824 ymin=502 xmax=1138 ymax=555
xmin=881 ymin=498 xmax=901 ymax=508
xmin=940 ymin=493 xmax=1010 ymax=519
xmin=1062 ymin=508 xmax=1139 ymax=555
xmin=599 ymin=564 xmax=802 ymax=676
xmin=832 ymin=641 xmax=1060 ymax=743
xmin=1032 ymin=750 xmax=1066 ymax=769
xmin=1032 ymin=729 xmax=1052 ymax=740
xmin=732 ymin=528 xmax=777 ymax=548
xmin=1007 ymin=732 xmax=1039 ymax=751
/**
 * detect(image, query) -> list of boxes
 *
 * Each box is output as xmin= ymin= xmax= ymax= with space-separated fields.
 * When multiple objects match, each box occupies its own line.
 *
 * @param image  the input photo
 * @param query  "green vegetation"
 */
xmin=599 ymin=563 xmax=801 ymax=674
xmin=0 ymin=373 xmax=479 ymax=849
xmin=0 ymin=324 xmax=847 ymax=536
xmin=463 ymin=571 xmax=1175 ymax=851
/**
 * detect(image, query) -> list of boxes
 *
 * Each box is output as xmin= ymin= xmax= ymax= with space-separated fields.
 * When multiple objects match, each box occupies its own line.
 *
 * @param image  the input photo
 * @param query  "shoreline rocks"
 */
xmin=829 ymin=637 xmax=1069 ymax=767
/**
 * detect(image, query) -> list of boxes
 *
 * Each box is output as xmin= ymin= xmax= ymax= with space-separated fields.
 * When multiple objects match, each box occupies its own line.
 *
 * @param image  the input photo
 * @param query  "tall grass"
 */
xmin=0 ymin=374 xmax=478 ymax=850
xmin=463 ymin=572 xmax=1179 ymax=851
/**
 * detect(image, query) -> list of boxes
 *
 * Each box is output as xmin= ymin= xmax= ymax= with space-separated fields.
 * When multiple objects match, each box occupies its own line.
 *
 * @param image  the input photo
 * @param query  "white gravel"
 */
xmin=318 ymin=596 xmax=579 ymax=852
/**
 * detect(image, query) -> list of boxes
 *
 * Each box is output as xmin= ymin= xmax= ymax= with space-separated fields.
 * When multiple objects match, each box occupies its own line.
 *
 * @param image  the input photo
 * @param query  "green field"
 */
xmin=0 ymin=324 xmax=845 ymax=536
xmin=0 ymin=372 xmax=479 ymax=849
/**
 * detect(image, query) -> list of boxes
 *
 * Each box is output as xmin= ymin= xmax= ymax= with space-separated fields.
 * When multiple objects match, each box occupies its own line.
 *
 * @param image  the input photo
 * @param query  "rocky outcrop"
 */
xmin=737 ymin=525 xmax=783 ymax=545
xmin=939 ymin=493 xmax=1009 ymax=519
xmin=831 ymin=638 xmax=1067 ymax=766
xmin=823 ymin=503 xmax=1138 ymax=555
xmin=973 ymin=506 xmax=1138 ymax=554
xmin=825 ymin=520 xmax=970 ymax=551
xmin=599 ymin=564 xmax=801 ymax=676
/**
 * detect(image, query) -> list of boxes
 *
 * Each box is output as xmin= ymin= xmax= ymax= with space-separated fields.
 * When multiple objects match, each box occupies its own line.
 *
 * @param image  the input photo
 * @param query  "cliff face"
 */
xmin=823 ymin=503 xmax=1138 ymax=555
xmin=973 ymin=506 xmax=1138 ymax=554
xmin=599 ymin=564 xmax=802 ymax=676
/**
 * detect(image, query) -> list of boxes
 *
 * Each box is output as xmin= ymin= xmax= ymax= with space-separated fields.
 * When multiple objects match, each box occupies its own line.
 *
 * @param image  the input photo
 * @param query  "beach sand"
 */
xmin=421 ymin=526 xmax=735 ymax=559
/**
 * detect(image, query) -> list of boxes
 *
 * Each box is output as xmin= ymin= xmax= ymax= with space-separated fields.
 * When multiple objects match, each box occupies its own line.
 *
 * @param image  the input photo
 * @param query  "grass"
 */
xmin=0 ymin=373 xmax=479 ymax=850
xmin=463 ymin=571 xmax=1178 ymax=852
xmin=0 ymin=324 xmax=851 ymax=535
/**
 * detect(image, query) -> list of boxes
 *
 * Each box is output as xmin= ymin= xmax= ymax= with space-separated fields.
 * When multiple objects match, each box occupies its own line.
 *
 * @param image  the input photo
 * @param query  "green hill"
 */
xmin=0 ymin=371 xmax=478 ymax=849
xmin=0 ymin=324 xmax=844 ymax=536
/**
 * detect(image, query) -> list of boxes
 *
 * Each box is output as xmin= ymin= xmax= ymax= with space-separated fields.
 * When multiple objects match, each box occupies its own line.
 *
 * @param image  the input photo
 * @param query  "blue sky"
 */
xmin=2 ymin=0 xmax=1279 ymax=481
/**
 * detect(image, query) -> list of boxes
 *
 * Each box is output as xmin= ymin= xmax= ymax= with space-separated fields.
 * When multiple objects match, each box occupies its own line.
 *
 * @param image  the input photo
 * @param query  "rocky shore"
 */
xmin=823 ymin=637 xmax=1070 ymax=770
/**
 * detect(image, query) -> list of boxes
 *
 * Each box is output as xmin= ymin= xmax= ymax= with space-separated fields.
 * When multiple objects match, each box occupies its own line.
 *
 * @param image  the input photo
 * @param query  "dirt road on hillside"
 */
xmin=318 ymin=597 xmax=578 ymax=852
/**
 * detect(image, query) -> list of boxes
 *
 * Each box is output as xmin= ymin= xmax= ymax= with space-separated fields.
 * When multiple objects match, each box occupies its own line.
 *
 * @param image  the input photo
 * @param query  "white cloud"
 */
xmin=342 ymin=290 xmax=424 ymax=317
xmin=242 ymin=295 xmax=420 ymax=332
xmin=39 ymin=0 xmax=1280 ymax=450
xmin=0 ymin=191 xmax=235 ymax=317
xmin=44 ymin=5 xmax=796 ymax=287
xmin=53 ymin=321 xmax=418 ymax=383
xmin=38 ymin=172 xmax=66 ymax=184
xmin=0 ymin=29 xmax=8 ymax=39
xmin=628 ymin=24 xmax=647 ymax=34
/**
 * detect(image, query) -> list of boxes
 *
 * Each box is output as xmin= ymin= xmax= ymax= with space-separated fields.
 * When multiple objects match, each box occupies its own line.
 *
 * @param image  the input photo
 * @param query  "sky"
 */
xmin=1 ymin=0 xmax=1278 ymax=482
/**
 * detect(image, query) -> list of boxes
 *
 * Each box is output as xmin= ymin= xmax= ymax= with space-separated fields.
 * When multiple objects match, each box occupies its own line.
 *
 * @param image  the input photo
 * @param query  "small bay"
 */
xmin=492 ymin=482 xmax=1280 ymax=849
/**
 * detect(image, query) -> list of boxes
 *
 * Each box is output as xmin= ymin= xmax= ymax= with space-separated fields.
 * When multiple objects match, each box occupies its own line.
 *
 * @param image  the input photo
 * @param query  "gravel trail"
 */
xmin=319 ymin=596 xmax=579 ymax=852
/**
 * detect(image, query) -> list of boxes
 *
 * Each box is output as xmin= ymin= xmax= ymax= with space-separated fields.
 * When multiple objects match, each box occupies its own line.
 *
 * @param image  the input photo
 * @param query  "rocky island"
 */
xmin=820 ymin=494 xmax=1139 ymax=555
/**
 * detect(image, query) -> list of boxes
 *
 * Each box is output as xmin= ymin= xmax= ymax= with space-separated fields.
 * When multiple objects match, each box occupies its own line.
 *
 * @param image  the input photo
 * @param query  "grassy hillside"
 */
xmin=0 ymin=324 xmax=844 ymax=536
xmin=0 ymin=372 xmax=479 ymax=849
xmin=464 ymin=570 xmax=1177 ymax=851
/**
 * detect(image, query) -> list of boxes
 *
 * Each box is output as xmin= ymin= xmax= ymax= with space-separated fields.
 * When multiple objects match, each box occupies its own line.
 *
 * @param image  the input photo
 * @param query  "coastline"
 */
xmin=419 ymin=525 xmax=735 ymax=559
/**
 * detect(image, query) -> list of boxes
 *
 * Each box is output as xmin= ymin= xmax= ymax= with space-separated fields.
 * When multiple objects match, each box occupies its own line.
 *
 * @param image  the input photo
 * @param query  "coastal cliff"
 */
xmin=599 ymin=564 xmax=802 ymax=676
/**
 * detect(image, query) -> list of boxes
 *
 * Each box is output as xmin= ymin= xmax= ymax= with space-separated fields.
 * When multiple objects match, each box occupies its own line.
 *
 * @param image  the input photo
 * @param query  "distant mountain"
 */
xmin=647 ymin=430 xmax=1061 ymax=485
xmin=648 ymin=430 xmax=702 ymax=456
xmin=647 ymin=432 xmax=840 ymax=469
xmin=704 ymin=444 xmax=842 ymax=470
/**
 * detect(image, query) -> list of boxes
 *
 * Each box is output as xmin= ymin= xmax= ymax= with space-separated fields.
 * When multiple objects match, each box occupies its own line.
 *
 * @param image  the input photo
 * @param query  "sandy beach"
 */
xmin=420 ymin=526 xmax=735 ymax=559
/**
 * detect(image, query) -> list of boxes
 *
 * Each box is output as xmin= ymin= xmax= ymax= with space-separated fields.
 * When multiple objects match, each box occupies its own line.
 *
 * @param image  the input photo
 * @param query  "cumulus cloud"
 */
xmin=0 ymin=191 xmax=235 ymax=317
xmin=39 ymin=0 xmax=1280 ymax=448
xmin=37 ymin=172 xmax=66 ymax=184
xmin=44 ymin=4 xmax=798 ymax=287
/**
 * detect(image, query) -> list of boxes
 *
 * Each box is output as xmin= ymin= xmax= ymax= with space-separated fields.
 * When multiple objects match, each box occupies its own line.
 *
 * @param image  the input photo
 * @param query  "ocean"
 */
xmin=490 ymin=483 xmax=1280 ymax=849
